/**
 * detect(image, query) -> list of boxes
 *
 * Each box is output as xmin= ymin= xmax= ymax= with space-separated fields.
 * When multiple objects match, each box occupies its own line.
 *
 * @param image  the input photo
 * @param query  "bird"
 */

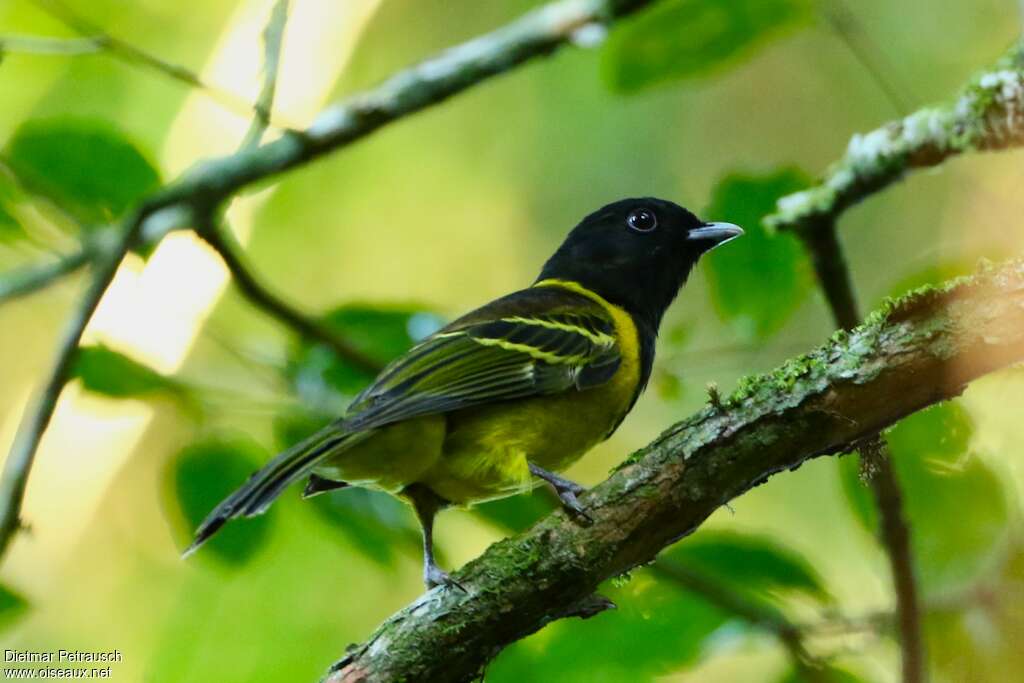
xmin=183 ymin=198 xmax=742 ymax=589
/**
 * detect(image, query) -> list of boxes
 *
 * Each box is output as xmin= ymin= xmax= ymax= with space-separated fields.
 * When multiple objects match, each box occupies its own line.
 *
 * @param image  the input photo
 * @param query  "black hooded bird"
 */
xmin=184 ymin=198 xmax=742 ymax=589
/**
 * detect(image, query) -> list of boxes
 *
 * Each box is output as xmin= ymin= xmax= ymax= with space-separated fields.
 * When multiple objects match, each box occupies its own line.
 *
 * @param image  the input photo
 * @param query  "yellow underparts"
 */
xmin=316 ymin=279 xmax=642 ymax=506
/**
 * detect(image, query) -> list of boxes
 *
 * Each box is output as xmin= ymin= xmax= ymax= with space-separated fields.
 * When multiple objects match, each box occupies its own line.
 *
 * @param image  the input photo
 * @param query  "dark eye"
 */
xmin=626 ymin=208 xmax=657 ymax=232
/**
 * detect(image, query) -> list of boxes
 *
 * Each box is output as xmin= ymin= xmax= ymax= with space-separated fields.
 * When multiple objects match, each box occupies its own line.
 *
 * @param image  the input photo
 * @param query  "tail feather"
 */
xmin=182 ymin=425 xmax=365 ymax=558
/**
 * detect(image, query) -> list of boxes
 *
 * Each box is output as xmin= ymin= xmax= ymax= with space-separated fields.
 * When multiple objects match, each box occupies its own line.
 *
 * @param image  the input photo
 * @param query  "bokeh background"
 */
xmin=1 ymin=1 xmax=1023 ymax=681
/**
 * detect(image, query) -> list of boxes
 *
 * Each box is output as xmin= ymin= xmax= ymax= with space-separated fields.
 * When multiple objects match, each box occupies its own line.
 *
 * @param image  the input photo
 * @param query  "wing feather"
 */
xmin=341 ymin=288 xmax=621 ymax=431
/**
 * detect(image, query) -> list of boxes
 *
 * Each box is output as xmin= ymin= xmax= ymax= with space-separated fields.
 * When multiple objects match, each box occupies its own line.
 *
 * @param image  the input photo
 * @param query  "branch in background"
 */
xmin=0 ymin=200 xmax=189 ymax=558
xmin=28 ymin=0 xmax=289 ymax=128
xmin=197 ymin=217 xmax=382 ymax=374
xmin=799 ymin=218 xmax=925 ymax=682
xmin=241 ymin=0 xmax=290 ymax=149
xmin=0 ymin=34 xmax=103 ymax=55
xmin=326 ymin=259 xmax=1024 ymax=683
xmin=0 ymin=245 xmax=91 ymax=304
xmin=765 ymin=38 xmax=1024 ymax=235
xmin=652 ymin=562 xmax=818 ymax=673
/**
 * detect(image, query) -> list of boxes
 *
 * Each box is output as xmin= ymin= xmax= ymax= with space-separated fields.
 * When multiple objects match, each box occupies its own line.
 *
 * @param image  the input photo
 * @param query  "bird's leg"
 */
xmin=528 ymin=462 xmax=591 ymax=521
xmin=404 ymin=484 xmax=465 ymax=592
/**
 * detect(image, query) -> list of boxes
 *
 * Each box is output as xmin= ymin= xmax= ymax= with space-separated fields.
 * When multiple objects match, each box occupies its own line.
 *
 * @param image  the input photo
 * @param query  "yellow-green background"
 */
xmin=1 ymin=1 xmax=1023 ymax=681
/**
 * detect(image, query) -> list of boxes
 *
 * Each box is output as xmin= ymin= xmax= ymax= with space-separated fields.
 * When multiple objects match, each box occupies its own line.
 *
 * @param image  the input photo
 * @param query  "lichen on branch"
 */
xmin=766 ymin=39 xmax=1024 ymax=235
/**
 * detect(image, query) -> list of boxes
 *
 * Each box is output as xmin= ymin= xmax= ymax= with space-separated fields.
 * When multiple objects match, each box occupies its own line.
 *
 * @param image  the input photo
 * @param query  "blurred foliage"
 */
xmin=663 ymin=530 xmax=830 ymax=604
xmin=0 ymin=201 xmax=23 ymax=244
xmin=0 ymin=582 xmax=28 ymax=633
xmin=602 ymin=0 xmax=814 ymax=92
xmin=3 ymin=117 xmax=161 ymax=228
xmin=775 ymin=664 xmax=867 ymax=683
xmin=703 ymin=170 xmax=813 ymax=339
xmin=286 ymin=305 xmax=444 ymax=411
xmin=926 ymin=539 xmax=1024 ymax=681
xmin=166 ymin=437 xmax=273 ymax=567
xmin=839 ymin=402 xmax=1010 ymax=592
xmin=73 ymin=344 xmax=184 ymax=400
xmin=0 ymin=0 xmax=1022 ymax=681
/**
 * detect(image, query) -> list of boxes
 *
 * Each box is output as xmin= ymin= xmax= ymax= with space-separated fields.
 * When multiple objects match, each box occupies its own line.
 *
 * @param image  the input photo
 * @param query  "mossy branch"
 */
xmin=766 ymin=38 xmax=1024 ymax=235
xmin=326 ymin=258 xmax=1024 ymax=683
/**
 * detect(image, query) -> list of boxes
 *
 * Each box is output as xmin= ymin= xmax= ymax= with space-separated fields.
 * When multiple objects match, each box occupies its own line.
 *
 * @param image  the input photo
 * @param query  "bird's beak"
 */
xmin=687 ymin=222 xmax=744 ymax=250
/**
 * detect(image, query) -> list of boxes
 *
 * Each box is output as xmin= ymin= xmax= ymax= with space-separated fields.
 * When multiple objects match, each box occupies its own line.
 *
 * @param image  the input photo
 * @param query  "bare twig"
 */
xmin=198 ymin=218 xmax=382 ymax=373
xmin=766 ymin=38 xmax=1024 ymax=235
xmin=242 ymin=0 xmax=290 ymax=148
xmin=652 ymin=562 xmax=817 ymax=671
xmin=0 ymin=245 xmax=91 ymax=304
xmin=0 ymin=200 xmax=188 ymax=557
xmin=325 ymin=258 xmax=1024 ymax=682
xmin=28 ymin=0 xmax=287 ymax=127
xmin=798 ymin=219 xmax=925 ymax=683
xmin=0 ymin=34 xmax=103 ymax=55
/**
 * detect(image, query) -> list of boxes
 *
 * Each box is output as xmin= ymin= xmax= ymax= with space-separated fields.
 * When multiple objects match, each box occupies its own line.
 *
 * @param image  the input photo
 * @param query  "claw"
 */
xmin=529 ymin=462 xmax=592 ymax=522
xmin=425 ymin=563 xmax=467 ymax=593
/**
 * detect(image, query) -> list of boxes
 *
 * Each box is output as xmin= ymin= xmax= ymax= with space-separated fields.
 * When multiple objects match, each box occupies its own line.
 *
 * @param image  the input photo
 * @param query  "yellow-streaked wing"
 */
xmin=341 ymin=287 xmax=622 ymax=431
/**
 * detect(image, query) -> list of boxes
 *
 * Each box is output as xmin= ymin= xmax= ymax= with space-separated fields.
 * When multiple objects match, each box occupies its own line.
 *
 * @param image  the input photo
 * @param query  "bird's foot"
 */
xmin=529 ymin=462 xmax=592 ymax=522
xmin=425 ymin=563 xmax=467 ymax=593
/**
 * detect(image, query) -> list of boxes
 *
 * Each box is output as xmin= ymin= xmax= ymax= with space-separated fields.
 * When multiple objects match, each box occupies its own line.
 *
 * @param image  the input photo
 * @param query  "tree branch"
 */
xmin=198 ymin=217 xmax=382 ymax=373
xmin=0 ymin=245 xmax=91 ymax=304
xmin=766 ymin=38 xmax=1024 ymax=235
xmin=0 ymin=200 xmax=189 ymax=558
xmin=324 ymin=258 xmax=1024 ymax=683
xmin=798 ymin=218 xmax=926 ymax=683
xmin=0 ymin=0 xmax=660 ymax=562
xmin=28 ymin=0 xmax=289 ymax=127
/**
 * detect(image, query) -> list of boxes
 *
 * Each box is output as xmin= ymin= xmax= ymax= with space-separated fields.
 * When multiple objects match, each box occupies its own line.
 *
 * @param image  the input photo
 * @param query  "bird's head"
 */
xmin=536 ymin=197 xmax=742 ymax=330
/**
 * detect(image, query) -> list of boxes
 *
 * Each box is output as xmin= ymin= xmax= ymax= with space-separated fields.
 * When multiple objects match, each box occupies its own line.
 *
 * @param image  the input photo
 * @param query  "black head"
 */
xmin=536 ymin=197 xmax=742 ymax=330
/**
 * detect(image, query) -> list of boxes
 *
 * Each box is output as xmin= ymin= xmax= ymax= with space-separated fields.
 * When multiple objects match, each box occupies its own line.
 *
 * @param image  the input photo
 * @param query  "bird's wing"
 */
xmin=341 ymin=286 xmax=622 ymax=431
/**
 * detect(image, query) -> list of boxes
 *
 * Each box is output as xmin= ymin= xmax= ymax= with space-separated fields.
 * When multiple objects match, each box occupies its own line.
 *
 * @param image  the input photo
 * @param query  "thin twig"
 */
xmin=652 ymin=562 xmax=819 ymax=673
xmin=0 ymin=34 xmax=103 ymax=55
xmin=0 ymin=246 xmax=91 ymax=304
xmin=766 ymin=38 xmax=1024 ymax=235
xmin=29 ymin=0 xmax=288 ymax=128
xmin=198 ymin=217 xmax=382 ymax=374
xmin=822 ymin=0 xmax=913 ymax=114
xmin=241 ymin=0 xmax=290 ymax=148
xmin=797 ymin=219 xmax=926 ymax=683
xmin=0 ymin=200 xmax=184 ymax=558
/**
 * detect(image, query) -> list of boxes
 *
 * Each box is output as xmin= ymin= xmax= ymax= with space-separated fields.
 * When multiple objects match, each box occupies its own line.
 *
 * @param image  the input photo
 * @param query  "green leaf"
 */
xmin=665 ymin=530 xmax=830 ymax=603
xmin=703 ymin=170 xmax=814 ymax=339
xmin=73 ymin=344 xmax=181 ymax=399
xmin=4 ymin=117 xmax=161 ymax=227
xmin=602 ymin=0 xmax=813 ymax=93
xmin=167 ymin=438 xmax=273 ymax=567
xmin=0 ymin=202 xmax=25 ymax=244
xmin=839 ymin=402 xmax=1009 ymax=592
xmin=0 ymin=582 xmax=28 ymax=632
xmin=287 ymin=305 xmax=444 ymax=409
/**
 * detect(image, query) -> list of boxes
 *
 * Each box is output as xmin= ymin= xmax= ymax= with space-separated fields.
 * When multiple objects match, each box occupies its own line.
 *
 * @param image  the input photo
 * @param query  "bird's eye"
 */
xmin=626 ymin=208 xmax=657 ymax=233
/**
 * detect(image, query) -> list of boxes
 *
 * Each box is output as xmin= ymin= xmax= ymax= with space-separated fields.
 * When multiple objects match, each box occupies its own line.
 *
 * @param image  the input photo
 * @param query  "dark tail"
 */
xmin=182 ymin=425 xmax=365 ymax=557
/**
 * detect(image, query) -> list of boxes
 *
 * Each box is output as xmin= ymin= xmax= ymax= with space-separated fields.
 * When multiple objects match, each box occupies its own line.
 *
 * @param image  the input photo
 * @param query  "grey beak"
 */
xmin=687 ymin=222 xmax=744 ymax=249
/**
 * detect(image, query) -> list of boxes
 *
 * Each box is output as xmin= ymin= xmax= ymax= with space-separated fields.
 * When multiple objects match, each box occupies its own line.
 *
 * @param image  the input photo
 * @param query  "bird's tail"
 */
xmin=182 ymin=424 xmax=367 ymax=557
